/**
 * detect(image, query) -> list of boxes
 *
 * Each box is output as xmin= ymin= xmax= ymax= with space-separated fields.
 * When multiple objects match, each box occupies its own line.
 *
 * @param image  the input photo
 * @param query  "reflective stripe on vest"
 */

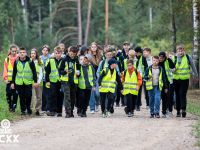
xmin=122 ymin=70 xmax=138 ymax=95
xmin=60 ymin=61 xmax=69 ymax=82
xmin=78 ymin=65 xmax=94 ymax=89
xmin=99 ymin=69 xmax=116 ymax=93
xmin=173 ymin=55 xmax=190 ymax=80
xmin=164 ymin=60 xmax=173 ymax=83
xmin=145 ymin=68 xmax=163 ymax=91
xmin=15 ymin=61 xmax=33 ymax=85
xmin=124 ymin=59 xmax=128 ymax=70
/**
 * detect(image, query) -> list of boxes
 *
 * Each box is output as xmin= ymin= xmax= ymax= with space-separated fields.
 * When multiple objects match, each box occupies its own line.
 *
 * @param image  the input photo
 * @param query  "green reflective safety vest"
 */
xmin=5 ymin=57 xmax=13 ymax=81
xmin=49 ymin=59 xmax=61 ymax=83
xmin=78 ymin=65 xmax=94 ymax=89
xmin=124 ymin=59 xmax=128 ymax=70
xmin=60 ymin=61 xmax=69 ymax=82
xmin=137 ymin=56 xmax=145 ymax=78
xmin=15 ymin=61 xmax=34 ymax=85
xmin=122 ymin=70 xmax=138 ymax=95
xmin=33 ymin=60 xmax=43 ymax=86
xmin=74 ymin=62 xmax=78 ymax=84
xmin=99 ymin=68 xmax=116 ymax=93
xmin=173 ymin=55 xmax=190 ymax=80
xmin=145 ymin=68 xmax=163 ymax=91
xmin=164 ymin=60 xmax=173 ymax=83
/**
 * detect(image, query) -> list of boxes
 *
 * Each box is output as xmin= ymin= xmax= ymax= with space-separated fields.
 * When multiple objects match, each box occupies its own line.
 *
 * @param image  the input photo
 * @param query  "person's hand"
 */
xmin=33 ymin=83 xmax=39 ymax=88
xmin=164 ymin=89 xmax=168 ymax=93
xmin=46 ymin=82 xmax=50 ymax=87
xmin=11 ymin=83 xmax=15 ymax=89
xmin=136 ymin=86 xmax=139 ymax=91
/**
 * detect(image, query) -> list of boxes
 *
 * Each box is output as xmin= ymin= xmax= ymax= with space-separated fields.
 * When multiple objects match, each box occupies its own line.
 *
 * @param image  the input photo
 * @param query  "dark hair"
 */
xmin=42 ymin=44 xmax=50 ymax=51
xmin=159 ymin=51 xmax=166 ymax=57
xmin=153 ymin=55 xmax=159 ymax=59
xmin=143 ymin=47 xmax=151 ymax=52
xmin=19 ymin=47 xmax=26 ymax=51
xmin=69 ymin=46 xmax=78 ymax=53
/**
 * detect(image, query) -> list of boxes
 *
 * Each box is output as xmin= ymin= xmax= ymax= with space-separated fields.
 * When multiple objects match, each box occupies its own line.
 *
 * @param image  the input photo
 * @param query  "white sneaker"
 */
xmin=146 ymin=106 xmax=149 ymax=110
xmin=168 ymin=112 xmax=173 ymax=117
xmin=106 ymin=111 xmax=111 ymax=117
xmin=90 ymin=110 xmax=95 ymax=114
xmin=95 ymin=106 xmax=99 ymax=112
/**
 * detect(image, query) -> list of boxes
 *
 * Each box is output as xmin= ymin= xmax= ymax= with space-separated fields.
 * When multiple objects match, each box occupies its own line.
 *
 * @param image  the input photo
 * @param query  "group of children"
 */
xmin=3 ymin=41 xmax=198 ymax=118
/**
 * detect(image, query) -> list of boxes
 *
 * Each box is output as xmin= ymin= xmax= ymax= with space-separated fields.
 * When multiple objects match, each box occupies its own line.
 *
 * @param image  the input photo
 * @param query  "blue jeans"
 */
xmin=148 ymin=86 xmax=161 ymax=115
xmin=89 ymin=82 xmax=100 ymax=111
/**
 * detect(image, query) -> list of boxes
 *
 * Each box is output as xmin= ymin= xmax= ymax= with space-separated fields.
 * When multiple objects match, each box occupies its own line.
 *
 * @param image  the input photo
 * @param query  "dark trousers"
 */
xmin=173 ymin=79 xmax=189 ymax=112
xmin=48 ymin=82 xmax=63 ymax=113
xmin=136 ymin=86 xmax=142 ymax=107
xmin=79 ymin=89 xmax=91 ymax=113
xmin=16 ymin=84 xmax=32 ymax=113
xmin=69 ymin=83 xmax=77 ymax=112
xmin=6 ymin=83 xmax=18 ymax=110
xmin=125 ymin=94 xmax=137 ymax=113
xmin=100 ymin=92 xmax=114 ymax=113
xmin=116 ymin=86 xmax=121 ymax=105
xmin=144 ymin=82 xmax=149 ymax=106
xmin=42 ymin=81 xmax=49 ymax=111
xmin=161 ymin=83 xmax=174 ymax=114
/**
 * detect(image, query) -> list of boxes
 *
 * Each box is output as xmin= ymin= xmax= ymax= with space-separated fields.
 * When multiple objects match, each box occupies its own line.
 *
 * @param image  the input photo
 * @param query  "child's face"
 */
xmin=106 ymin=52 xmax=113 ymax=60
xmin=159 ymin=56 xmax=165 ymax=62
xmin=143 ymin=50 xmax=151 ymax=58
xmin=152 ymin=58 xmax=159 ymax=66
xmin=127 ymin=63 xmax=133 ymax=69
xmin=123 ymin=44 xmax=130 ymax=52
xmin=42 ymin=48 xmax=49 ymax=56
xmin=31 ymin=51 xmax=36 ymax=60
xmin=19 ymin=50 xmax=27 ymax=59
xmin=83 ymin=58 xmax=89 ymax=65
xmin=55 ymin=51 xmax=62 ymax=59
xmin=177 ymin=48 xmax=184 ymax=56
xmin=68 ymin=51 xmax=76 ymax=58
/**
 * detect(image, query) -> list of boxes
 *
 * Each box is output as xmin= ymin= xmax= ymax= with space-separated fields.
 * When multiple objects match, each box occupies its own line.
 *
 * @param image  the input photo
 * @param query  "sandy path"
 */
xmin=0 ymin=105 xmax=199 ymax=150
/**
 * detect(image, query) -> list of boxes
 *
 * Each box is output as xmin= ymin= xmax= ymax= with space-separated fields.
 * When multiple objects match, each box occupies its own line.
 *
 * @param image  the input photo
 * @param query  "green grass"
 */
xmin=188 ymin=90 xmax=200 ymax=146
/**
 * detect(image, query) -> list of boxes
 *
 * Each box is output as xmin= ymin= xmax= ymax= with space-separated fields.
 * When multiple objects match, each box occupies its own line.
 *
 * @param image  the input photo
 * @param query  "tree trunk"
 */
xmin=21 ymin=0 xmax=28 ymax=35
xmin=84 ymin=0 xmax=92 ymax=46
xmin=38 ymin=3 xmax=42 ymax=43
xmin=192 ymin=0 xmax=199 ymax=88
xmin=170 ymin=0 xmax=177 ymax=53
xmin=149 ymin=7 xmax=152 ymax=31
xmin=49 ymin=0 xmax=53 ymax=37
xmin=77 ymin=0 xmax=82 ymax=45
xmin=105 ymin=0 xmax=109 ymax=45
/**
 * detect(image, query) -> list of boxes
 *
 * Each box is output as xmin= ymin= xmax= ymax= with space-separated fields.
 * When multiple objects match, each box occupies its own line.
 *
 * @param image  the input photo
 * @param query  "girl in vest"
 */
xmin=121 ymin=60 xmax=142 ymax=117
xmin=98 ymin=58 xmax=122 ymax=118
xmin=144 ymin=56 xmax=167 ymax=118
xmin=30 ymin=48 xmax=43 ymax=116
xmin=3 ymin=45 xmax=19 ymax=112
xmin=77 ymin=56 xmax=96 ymax=117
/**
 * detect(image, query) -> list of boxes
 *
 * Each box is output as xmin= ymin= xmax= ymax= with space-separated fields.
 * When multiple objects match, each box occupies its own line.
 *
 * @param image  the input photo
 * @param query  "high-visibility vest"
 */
xmin=164 ymin=59 xmax=173 ymax=83
xmin=74 ymin=62 xmax=78 ymax=84
xmin=99 ymin=68 xmax=116 ymax=93
xmin=5 ymin=57 xmax=13 ymax=81
xmin=34 ymin=60 xmax=43 ymax=86
xmin=49 ymin=59 xmax=61 ymax=83
xmin=145 ymin=68 xmax=163 ymax=91
xmin=137 ymin=56 xmax=145 ymax=78
xmin=122 ymin=70 xmax=138 ymax=95
xmin=173 ymin=55 xmax=190 ymax=80
xmin=124 ymin=59 xmax=128 ymax=70
xmin=60 ymin=61 xmax=69 ymax=82
xmin=78 ymin=65 xmax=94 ymax=89
xmin=15 ymin=61 xmax=34 ymax=85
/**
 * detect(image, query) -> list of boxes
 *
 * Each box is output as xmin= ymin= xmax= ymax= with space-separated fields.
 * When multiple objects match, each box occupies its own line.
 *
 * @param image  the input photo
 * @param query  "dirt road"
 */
xmin=0 ymin=105 xmax=199 ymax=150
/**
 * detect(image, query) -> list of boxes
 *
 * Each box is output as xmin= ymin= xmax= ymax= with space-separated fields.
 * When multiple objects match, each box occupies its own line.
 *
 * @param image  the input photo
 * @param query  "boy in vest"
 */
xmin=144 ymin=56 xmax=167 ymax=118
xmin=134 ymin=46 xmax=148 ymax=111
xmin=143 ymin=48 xmax=152 ymax=109
xmin=11 ymin=47 xmax=38 ymax=115
xmin=173 ymin=45 xmax=198 ymax=117
xmin=121 ymin=60 xmax=142 ymax=117
xmin=59 ymin=46 xmax=80 ymax=117
xmin=40 ymin=45 xmax=51 ymax=113
xmin=45 ymin=46 xmax=63 ymax=117
xmin=77 ymin=56 xmax=96 ymax=117
xmin=3 ymin=45 xmax=19 ymax=112
xmin=99 ymin=58 xmax=123 ymax=118
xmin=158 ymin=52 xmax=176 ymax=117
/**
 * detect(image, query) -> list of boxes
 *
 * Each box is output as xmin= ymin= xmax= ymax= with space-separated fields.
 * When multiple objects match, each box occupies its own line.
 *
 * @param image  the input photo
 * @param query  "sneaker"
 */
xmin=81 ymin=112 xmax=87 ymax=117
xmin=128 ymin=112 xmax=132 ymax=117
xmin=47 ymin=111 xmax=55 ymax=116
xmin=136 ymin=106 xmax=140 ymax=111
xmin=70 ymin=111 xmax=74 ymax=118
xmin=124 ymin=107 xmax=128 ymax=114
xmin=150 ymin=114 xmax=154 ymax=118
xmin=182 ymin=111 xmax=186 ymax=118
xmin=35 ymin=111 xmax=40 ymax=116
xmin=162 ymin=114 xmax=167 ymax=118
xmin=155 ymin=113 xmax=160 ymax=118
xmin=90 ymin=110 xmax=95 ymax=114
xmin=168 ymin=112 xmax=173 ymax=117
xmin=21 ymin=112 xmax=26 ymax=116
xmin=110 ymin=107 xmax=114 ymax=114
xmin=57 ymin=113 xmax=62 ymax=117
xmin=116 ymin=103 xmax=120 ymax=107
xmin=176 ymin=112 xmax=181 ymax=117
xmin=27 ymin=109 xmax=32 ymax=115
xmin=106 ymin=111 xmax=111 ymax=117
xmin=95 ymin=106 xmax=99 ymax=112
xmin=102 ymin=112 xmax=106 ymax=118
